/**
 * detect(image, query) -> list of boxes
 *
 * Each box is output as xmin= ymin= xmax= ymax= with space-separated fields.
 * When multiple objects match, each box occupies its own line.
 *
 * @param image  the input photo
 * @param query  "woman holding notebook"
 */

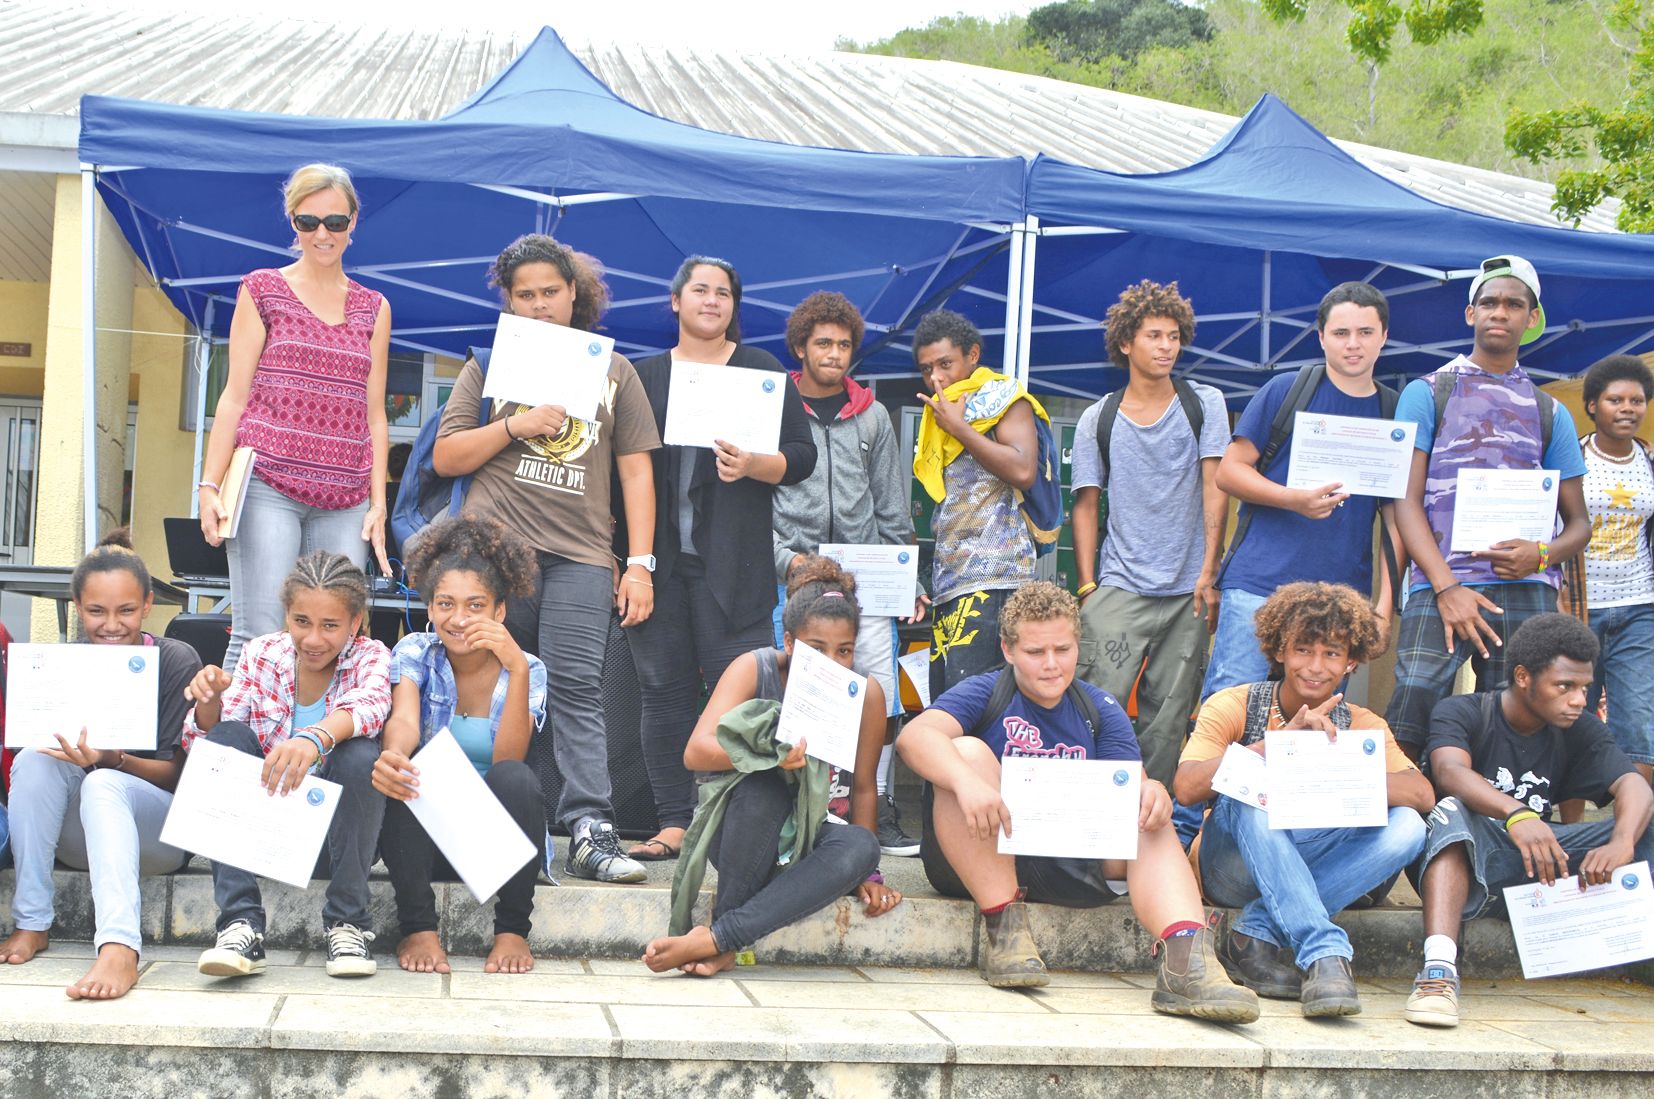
xmin=196 ymin=162 xmax=392 ymax=673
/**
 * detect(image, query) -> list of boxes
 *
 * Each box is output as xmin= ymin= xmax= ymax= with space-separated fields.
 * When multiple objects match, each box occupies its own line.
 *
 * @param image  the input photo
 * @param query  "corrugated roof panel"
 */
xmin=0 ymin=0 xmax=1619 ymax=232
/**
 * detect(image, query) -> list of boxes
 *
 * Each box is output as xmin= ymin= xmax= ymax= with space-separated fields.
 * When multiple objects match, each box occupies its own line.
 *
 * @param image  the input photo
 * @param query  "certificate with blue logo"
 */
xmin=1284 ymin=412 xmax=1416 ymax=499
xmin=1449 ymin=468 xmax=1561 ymax=552
xmin=483 ymin=312 xmax=613 ymax=422
xmin=997 ymin=758 xmax=1141 ymax=860
xmin=1263 ymin=729 xmax=1387 ymax=829
xmin=818 ymin=543 xmax=920 ymax=619
xmin=776 ymin=637 xmax=868 ymax=775
xmin=662 ymin=359 xmax=785 ymax=455
xmin=4 ymin=643 xmax=160 ymax=750
xmin=1504 ymin=860 xmax=1654 ymax=978
xmin=161 ymin=739 xmax=341 ymax=888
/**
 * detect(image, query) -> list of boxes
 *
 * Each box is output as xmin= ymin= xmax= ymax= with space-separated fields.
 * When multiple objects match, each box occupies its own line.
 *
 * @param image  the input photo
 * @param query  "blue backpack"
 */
xmin=1021 ymin=414 xmax=1065 ymax=558
xmin=390 ymin=347 xmax=491 ymax=553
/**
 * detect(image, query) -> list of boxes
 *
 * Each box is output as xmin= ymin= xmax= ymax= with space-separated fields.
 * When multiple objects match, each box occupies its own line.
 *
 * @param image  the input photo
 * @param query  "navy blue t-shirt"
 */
xmin=932 ymin=671 xmax=1140 ymax=762
xmin=1220 ymin=371 xmax=1384 ymax=597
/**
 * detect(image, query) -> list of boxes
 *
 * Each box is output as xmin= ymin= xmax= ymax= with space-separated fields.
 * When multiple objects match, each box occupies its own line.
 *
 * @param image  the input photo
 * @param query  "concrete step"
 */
xmin=0 ymin=861 xmax=1546 ymax=981
xmin=2 ymin=939 xmax=1651 ymax=1099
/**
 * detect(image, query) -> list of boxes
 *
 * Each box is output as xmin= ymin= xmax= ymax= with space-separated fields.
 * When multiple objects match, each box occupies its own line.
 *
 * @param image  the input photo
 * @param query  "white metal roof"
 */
xmin=0 ymin=0 xmax=1621 ymax=242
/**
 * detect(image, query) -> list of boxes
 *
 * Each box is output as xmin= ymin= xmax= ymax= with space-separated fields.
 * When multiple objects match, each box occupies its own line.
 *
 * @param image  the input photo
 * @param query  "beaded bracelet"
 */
xmin=1536 ymin=541 xmax=1550 ymax=573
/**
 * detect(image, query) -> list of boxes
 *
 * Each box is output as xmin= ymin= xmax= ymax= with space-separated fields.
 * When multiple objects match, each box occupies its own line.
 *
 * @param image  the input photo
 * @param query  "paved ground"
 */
xmin=6 ymin=937 xmax=1652 ymax=1069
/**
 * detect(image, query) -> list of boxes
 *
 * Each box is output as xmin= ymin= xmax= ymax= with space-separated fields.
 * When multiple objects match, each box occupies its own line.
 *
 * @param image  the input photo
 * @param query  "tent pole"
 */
xmin=1002 ymin=220 xmax=1027 ymax=375
xmin=1260 ymin=250 xmax=1272 ymax=368
xmin=189 ymin=299 xmax=217 ymax=518
xmin=1015 ymin=216 xmax=1039 ymax=388
xmin=81 ymin=165 xmax=99 ymax=554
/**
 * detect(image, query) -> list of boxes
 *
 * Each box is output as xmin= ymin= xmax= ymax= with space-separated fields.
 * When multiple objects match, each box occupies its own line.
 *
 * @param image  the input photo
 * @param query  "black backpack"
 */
xmin=389 ymin=347 xmax=492 ymax=553
xmin=1215 ymin=364 xmax=1403 ymax=609
xmin=970 ymin=666 xmax=1104 ymax=740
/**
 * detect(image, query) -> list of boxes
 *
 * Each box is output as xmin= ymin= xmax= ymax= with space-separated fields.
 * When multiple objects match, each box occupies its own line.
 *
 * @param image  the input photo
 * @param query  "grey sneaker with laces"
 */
xmin=566 ymin=821 xmax=648 ymax=883
xmin=325 ymin=922 xmax=377 ymax=977
xmin=197 ymin=919 xmax=267 ymax=978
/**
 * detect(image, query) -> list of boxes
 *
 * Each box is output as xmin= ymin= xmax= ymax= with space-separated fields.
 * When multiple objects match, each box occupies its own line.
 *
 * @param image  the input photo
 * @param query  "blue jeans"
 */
xmin=224 ymin=476 xmax=368 ymax=674
xmin=0 ymin=798 xmax=9 ymax=869
xmin=1198 ymin=796 xmax=1427 ymax=967
xmin=7 ymin=750 xmax=189 ymax=952
xmin=1201 ymin=588 xmax=1272 ymax=702
xmin=1587 ymin=602 xmax=1654 ymax=765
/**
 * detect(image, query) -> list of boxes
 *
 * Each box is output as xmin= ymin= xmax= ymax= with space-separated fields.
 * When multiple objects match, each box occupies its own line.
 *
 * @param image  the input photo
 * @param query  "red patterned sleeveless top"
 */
xmin=233 ymin=269 xmax=383 ymax=510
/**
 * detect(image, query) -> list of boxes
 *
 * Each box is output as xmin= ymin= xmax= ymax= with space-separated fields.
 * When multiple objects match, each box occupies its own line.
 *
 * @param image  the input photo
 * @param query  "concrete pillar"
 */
xmin=33 ymin=173 xmax=133 ymax=641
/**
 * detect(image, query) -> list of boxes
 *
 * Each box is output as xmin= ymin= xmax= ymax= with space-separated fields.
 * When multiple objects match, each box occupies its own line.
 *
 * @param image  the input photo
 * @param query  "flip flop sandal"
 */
xmin=629 ymin=837 xmax=681 ymax=861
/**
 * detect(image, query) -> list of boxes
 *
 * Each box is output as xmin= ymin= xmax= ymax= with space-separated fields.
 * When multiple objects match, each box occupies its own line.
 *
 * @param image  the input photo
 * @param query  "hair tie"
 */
xmin=819 ymin=591 xmax=846 ymax=600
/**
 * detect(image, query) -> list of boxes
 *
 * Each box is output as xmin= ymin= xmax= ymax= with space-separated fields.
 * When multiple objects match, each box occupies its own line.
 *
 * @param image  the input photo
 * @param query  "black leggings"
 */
xmin=380 ymin=759 xmax=545 ymax=938
xmin=706 ymin=769 xmax=880 ymax=952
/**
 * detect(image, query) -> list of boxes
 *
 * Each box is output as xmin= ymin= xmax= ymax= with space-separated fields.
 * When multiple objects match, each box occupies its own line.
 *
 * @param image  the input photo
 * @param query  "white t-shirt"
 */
xmin=1582 ymin=434 xmax=1654 ymax=608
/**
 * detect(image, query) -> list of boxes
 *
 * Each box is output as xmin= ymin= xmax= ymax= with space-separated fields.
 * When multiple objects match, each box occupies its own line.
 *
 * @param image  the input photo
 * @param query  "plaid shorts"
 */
xmin=1385 ymin=582 xmax=1557 ymax=756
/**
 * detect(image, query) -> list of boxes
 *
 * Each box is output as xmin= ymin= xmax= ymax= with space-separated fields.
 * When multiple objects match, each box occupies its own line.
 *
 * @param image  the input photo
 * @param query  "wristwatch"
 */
xmin=626 ymin=554 xmax=657 ymax=573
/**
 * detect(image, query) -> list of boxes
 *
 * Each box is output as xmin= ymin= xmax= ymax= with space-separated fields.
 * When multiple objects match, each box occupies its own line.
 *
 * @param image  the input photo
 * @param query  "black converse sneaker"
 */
xmin=876 ymin=793 xmax=921 ymax=857
xmin=324 ymin=923 xmax=377 ymax=977
xmin=566 ymin=821 xmax=647 ymax=883
xmin=197 ymin=920 xmax=267 ymax=978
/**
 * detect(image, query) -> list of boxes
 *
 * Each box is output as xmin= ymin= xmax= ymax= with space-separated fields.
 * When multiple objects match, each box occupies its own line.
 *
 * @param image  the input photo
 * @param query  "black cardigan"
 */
xmin=618 ymin=344 xmax=817 ymax=630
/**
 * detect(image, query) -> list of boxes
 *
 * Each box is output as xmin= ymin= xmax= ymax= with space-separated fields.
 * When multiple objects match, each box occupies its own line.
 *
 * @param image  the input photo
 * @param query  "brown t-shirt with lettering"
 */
xmin=438 ymin=352 xmax=660 ymax=567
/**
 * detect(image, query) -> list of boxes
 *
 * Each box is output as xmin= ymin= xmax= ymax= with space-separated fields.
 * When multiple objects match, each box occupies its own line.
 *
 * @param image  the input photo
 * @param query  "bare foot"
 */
xmin=681 ymin=951 xmax=738 ymax=977
xmin=66 ymin=944 xmax=140 ymax=1000
xmin=484 ymin=933 xmax=535 ymax=974
xmin=642 ymin=925 xmax=721 ymax=974
xmin=396 ymin=931 xmax=451 ymax=974
xmin=0 ymin=928 xmax=48 ymax=965
xmin=628 ymin=827 xmax=685 ymax=860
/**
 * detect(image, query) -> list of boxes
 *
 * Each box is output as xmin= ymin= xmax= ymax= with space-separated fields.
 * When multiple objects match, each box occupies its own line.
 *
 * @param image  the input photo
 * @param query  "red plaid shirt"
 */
xmin=182 ymin=632 xmax=391 ymax=752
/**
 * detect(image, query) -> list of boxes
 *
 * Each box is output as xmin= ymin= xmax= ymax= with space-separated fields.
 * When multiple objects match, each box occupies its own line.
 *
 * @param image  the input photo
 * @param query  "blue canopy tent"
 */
xmin=74 ymin=28 xmax=1026 ymax=546
xmin=1010 ymin=95 xmax=1654 ymax=404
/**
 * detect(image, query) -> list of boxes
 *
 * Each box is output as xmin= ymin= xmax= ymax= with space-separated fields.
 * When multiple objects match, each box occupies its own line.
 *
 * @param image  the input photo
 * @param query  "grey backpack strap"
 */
xmin=1240 ymin=681 xmax=1275 ymax=747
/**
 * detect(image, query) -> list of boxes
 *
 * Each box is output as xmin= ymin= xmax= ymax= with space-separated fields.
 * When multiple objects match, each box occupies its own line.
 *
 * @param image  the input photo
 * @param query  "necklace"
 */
xmin=1271 ymin=683 xmax=1288 ymax=728
xmin=1588 ymin=433 xmax=1637 ymax=465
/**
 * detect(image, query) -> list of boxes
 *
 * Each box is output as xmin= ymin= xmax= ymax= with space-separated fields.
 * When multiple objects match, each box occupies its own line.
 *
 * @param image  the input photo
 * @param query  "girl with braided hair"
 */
xmin=182 ymin=550 xmax=391 ymax=981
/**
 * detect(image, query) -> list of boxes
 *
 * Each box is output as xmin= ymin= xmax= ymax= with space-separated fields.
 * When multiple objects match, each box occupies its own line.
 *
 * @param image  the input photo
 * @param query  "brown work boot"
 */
xmin=1300 ymin=956 xmax=1362 ymax=1018
xmin=1216 ymin=922 xmax=1302 ymax=1000
xmin=979 ymin=899 xmax=1049 ymax=989
xmin=1152 ymin=926 xmax=1260 ymax=1023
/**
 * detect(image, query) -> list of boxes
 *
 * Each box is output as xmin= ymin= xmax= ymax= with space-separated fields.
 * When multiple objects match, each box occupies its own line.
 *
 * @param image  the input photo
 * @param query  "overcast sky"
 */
xmin=116 ymin=0 xmax=1043 ymax=53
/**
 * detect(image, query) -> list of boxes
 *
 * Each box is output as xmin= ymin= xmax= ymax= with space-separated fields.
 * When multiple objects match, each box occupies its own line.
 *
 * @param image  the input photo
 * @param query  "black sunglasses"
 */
xmin=292 ymin=213 xmax=351 ymax=233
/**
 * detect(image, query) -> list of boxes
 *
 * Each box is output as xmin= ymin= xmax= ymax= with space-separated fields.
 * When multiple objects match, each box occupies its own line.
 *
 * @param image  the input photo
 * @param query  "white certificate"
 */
xmin=406 ymin=730 xmax=537 ymax=904
xmin=818 ymin=543 xmax=919 ymax=618
xmin=897 ymin=647 xmax=932 ymax=709
xmin=481 ymin=312 xmax=613 ymax=422
xmin=662 ymin=359 xmax=786 ymax=455
xmin=1449 ymin=468 xmax=1560 ymax=552
xmin=997 ymin=758 xmax=1140 ymax=860
xmin=1210 ymin=743 xmax=1268 ymax=810
xmin=4 ymin=643 xmax=160 ymax=751
xmin=775 ymin=638 xmax=867 ymax=774
xmin=1285 ymin=412 xmax=1416 ymax=499
xmin=160 ymin=739 xmax=341 ymax=888
xmin=1263 ymin=729 xmax=1387 ymax=830
xmin=1504 ymin=861 xmax=1654 ymax=979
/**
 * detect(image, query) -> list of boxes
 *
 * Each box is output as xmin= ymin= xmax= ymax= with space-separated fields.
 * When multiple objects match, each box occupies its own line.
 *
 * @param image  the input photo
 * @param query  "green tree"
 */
xmin=1263 ymin=0 xmax=1652 ymax=228
xmin=1027 ymin=0 xmax=1214 ymax=62
xmin=1505 ymin=0 xmax=1654 ymax=229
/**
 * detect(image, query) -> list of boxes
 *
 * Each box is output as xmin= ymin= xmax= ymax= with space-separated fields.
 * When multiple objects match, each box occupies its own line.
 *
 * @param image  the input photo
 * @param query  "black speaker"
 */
xmin=529 ymin=616 xmax=659 ymax=839
xmin=164 ymin=613 xmax=232 ymax=669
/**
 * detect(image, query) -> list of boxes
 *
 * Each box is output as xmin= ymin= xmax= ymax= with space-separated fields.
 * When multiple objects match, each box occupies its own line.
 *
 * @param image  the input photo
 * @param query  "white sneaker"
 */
xmin=565 ymin=822 xmax=647 ymax=883
xmin=1404 ymin=963 xmax=1460 ymax=1027
xmin=197 ymin=920 xmax=267 ymax=978
xmin=324 ymin=923 xmax=377 ymax=977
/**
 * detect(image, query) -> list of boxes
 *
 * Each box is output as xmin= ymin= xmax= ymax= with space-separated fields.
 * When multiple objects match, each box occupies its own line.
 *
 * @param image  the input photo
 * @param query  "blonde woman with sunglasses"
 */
xmin=197 ymin=163 xmax=393 ymax=673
